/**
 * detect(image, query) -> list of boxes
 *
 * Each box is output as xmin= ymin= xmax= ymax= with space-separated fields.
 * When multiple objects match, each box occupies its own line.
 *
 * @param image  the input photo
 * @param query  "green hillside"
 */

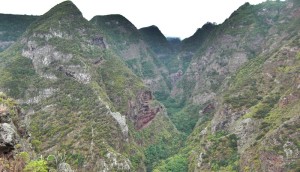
xmin=91 ymin=15 xmax=170 ymax=96
xmin=154 ymin=0 xmax=300 ymax=171
xmin=0 ymin=1 xmax=183 ymax=171
xmin=0 ymin=0 xmax=299 ymax=171
xmin=0 ymin=14 xmax=38 ymax=51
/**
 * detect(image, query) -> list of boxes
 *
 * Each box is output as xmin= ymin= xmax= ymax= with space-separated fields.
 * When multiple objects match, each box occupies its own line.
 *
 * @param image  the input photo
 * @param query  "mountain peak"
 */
xmin=139 ymin=25 xmax=174 ymax=60
xmin=33 ymin=0 xmax=82 ymax=23
xmin=90 ymin=14 xmax=139 ymax=45
xmin=147 ymin=25 xmax=158 ymax=28
xmin=92 ymin=14 xmax=129 ymax=22
xmin=47 ymin=1 xmax=82 ymax=17
xmin=91 ymin=14 xmax=137 ymax=31
xmin=139 ymin=25 xmax=165 ymax=39
xmin=140 ymin=25 xmax=160 ymax=32
xmin=25 ymin=0 xmax=86 ymax=34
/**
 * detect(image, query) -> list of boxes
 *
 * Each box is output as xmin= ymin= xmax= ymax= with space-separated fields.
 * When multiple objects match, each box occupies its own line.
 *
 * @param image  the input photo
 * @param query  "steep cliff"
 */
xmin=154 ymin=0 xmax=300 ymax=171
xmin=0 ymin=0 xmax=299 ymax=171
xmin=90 ymin=15 xmax=184 ymax=171
xmin=0 ymin=1 xmax=182 ymax=171
xmin=90 ymin=15 xmax=170 ymax=95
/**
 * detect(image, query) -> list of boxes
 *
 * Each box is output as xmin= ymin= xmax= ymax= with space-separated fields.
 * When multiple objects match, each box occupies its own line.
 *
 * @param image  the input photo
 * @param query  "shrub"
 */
xmin=153 ymin=155 xmax=188 ymax=172
xmin=24 ymin=159 xmax=48 ymax=172
xmin=31 ymin=139 xmax=42 ymax=152
xmin=18 ymin=152 xmax=30 ymax=163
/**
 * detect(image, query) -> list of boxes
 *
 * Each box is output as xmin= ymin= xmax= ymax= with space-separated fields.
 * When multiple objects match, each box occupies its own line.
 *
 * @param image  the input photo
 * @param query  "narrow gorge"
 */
xmin=0 ymin=0 xmax=299 ymax=171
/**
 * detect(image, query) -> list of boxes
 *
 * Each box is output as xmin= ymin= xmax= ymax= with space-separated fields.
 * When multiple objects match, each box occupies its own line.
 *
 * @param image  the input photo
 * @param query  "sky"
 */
xmin=0 ymin=0 xmax=267 ymax=39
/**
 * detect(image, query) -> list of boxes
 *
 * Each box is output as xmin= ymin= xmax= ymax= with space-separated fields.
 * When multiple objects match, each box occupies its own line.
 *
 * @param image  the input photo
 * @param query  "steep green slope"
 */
xmin=138 ymin=26 xmax=199 ymax=135
xmin=0 ymin=2 xmax=139 ymax=171
xmin=139 ymin=25 xmax=180 ymax=75
xmin=155 ymin=0 xmax=300 ymax=171
xmin=0 ymin=1 xmax=183 ymax=171
xmin=90 ymin=15 xmax=170 ymax=95
xmin=91 ymin=14 xmax=184 ymax=172
xmin=179 ymin=22 xmax=217 ymax=72
xmin=181 ymin=22 xmax=215 ymax=52
xmin=169 ymin=1 xmax=288 ymax=135
xmin=139 ymin=26 xmax=172 ymax=57
xmin=0 ymin=14 xmax=38 ymax=52
xmin=1 ymin=0 xmax=299 ymax=171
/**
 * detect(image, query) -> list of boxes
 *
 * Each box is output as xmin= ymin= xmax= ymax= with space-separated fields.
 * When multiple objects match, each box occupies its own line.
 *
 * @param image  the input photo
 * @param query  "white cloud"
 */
xmin=0 ymin=0 xmax=266 ymax=39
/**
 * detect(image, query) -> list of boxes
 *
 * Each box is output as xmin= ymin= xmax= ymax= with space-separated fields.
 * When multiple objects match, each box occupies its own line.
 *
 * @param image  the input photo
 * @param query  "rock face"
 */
xmin=0 ymin=123 xmax=17 ymax=154
xmin=58 ymin=163 xmax=73 ymax=172
xmin=0 ymin=98 xmax=18 ymax=156
xmin=231 ymin=118 xmax=260 ymax=152
xmin=1 ymin=0 xmax=299 ymax=171
xmin=135 ymin=91 xmax=161 ymax=130
xmin=0 ymin=93 xmax=33 ymax=172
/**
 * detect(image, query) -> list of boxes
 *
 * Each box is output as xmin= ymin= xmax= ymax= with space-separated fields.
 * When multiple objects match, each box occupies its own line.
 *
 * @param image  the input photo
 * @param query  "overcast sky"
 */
xmin=0 ymin=0 xmax=267 ymax=39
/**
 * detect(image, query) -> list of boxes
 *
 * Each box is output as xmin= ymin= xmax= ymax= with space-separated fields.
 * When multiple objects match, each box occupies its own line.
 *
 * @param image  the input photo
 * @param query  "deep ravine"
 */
xmin=0 ymin=0 xmax=299 ymax=172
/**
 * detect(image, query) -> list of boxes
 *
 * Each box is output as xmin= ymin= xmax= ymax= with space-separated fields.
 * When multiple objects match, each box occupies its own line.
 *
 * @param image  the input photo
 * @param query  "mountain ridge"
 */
xmin=0 ymin=0 xmax=299 ymax=171
xmin=0 ymin=1 xmax=183 ymax=171
xmin=154 ymin=0 xmax=300 ymax=171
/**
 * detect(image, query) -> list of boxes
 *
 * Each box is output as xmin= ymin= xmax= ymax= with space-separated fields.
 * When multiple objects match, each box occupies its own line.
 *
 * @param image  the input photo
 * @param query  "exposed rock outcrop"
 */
xmin=128 ymin=90 xmax=161 ymax=130
xmin=58 ymin=163 xmax=74 ymax=172
xmin=0 ymin=93 xmax=32 ymax=167
xmin=232 ymin=118 xmax=260 ymax=152
xmin=138 ymin=91 xmax=160 ymax=130
xmin=0 ymin=123 xmax=17 ymax=155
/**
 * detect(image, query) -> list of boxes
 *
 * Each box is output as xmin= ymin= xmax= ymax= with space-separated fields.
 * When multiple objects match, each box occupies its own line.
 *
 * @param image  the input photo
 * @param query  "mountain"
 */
xmin=139 ymin=26 xmax=173 ymax=57
xmin=138 ymin=27 xmax=194 ymax=135
xmin=90 ymin=15 xmax=170 ymax=95
xmin=166 ymin=37 xmax=181 ymax=51
xmin=181 ymin=22 xmax=216 ymax=54
xmin=154 ymin=0 xmax=300 ymax=171
xmin=139 ymin=26 xmax=180 ymax=74
xmin=0 ymin=1 xmax=183 ymax=171
xmin=0 ymin=14 xmax=38 ymax=52
xmin=0 ymin=0 xmax=299 ymax=171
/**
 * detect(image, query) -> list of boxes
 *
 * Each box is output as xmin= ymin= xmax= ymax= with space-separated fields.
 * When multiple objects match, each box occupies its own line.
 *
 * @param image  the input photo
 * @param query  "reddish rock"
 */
xmin=133 ymin=91 xmax=161 ymax=130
